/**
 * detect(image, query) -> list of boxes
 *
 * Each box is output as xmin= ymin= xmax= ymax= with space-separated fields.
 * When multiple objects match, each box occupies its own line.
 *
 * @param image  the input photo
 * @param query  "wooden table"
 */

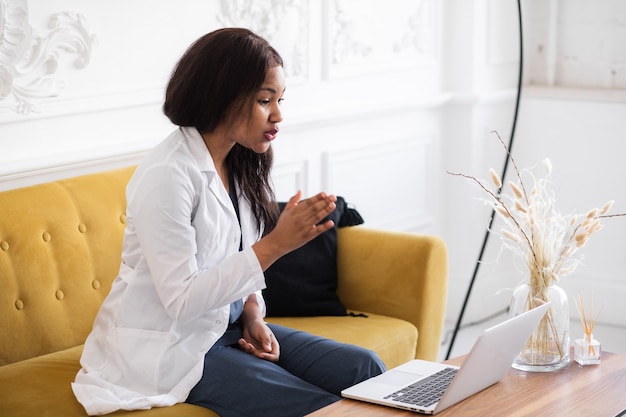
xmin=306 ymin=350 xmax=626 ymax=416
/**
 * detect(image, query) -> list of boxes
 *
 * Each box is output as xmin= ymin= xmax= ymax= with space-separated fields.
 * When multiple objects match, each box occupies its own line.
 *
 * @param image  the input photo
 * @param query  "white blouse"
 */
xmin=72 ymin=126 xmax=267 ymax=415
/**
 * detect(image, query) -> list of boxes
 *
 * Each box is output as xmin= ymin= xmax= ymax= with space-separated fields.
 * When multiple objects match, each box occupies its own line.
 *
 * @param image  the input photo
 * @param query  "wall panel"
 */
xmin=322 ymin=135 xmax=435 ymax=232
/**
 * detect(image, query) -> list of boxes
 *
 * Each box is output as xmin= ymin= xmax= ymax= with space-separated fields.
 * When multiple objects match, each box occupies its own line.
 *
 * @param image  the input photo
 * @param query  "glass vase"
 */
xmin=509 ymin=283 xmax=570 ymax=372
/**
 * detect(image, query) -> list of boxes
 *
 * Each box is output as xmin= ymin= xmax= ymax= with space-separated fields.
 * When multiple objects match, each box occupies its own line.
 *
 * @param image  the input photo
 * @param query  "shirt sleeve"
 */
xmin=126 ymin=162 xmax=266 ymax=323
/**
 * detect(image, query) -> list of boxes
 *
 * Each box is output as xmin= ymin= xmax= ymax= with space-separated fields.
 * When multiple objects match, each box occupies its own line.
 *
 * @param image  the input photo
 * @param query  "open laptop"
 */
xmin=342 ymin=302 xmax=550 ymax=414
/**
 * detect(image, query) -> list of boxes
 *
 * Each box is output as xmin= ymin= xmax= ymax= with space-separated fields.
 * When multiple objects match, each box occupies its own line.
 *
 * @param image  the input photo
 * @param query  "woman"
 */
xmin=72 ymin=28 xmax=385 ymax=417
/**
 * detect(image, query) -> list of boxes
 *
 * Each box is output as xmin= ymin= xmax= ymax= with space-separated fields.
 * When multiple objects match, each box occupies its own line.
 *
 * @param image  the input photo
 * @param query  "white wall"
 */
xmin=441 ymin=0 xmax=525 ymax=324
xmin=1 ymin=0 xmax=625 ymax=331
xmin=0 ymin=1 xmax=445 ymax=240
xmin=442 ymin=0 xmax=626 ymax=330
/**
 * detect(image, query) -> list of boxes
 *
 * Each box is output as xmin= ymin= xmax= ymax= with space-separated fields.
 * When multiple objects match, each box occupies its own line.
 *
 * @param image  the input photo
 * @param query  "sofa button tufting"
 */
xmin=0 ymin=241 xmax=8 ymax=251
xmin=119 ymin=214 xmax=126 ymax=224
xmin=92 ymin=280 xmax=101 ymax=289
xmin=15 ymin=299 xmax=24 ymax=310
xmin=78 ymin=224 xmax=87 ymax=233
xmin=42 ymin=232 xmax=51 ymax=242
xmin=55 ymin=290 xmax=64 ymax=300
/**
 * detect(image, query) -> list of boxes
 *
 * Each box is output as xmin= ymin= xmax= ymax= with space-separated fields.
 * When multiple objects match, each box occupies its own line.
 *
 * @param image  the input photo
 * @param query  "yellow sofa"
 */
xmin=0 ymin=167 xmax=448 ymax=417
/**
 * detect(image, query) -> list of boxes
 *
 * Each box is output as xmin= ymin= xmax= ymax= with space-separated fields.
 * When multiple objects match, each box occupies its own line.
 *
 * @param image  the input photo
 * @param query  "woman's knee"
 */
xmin=365 ymin=348 xmax=387 ymax=375
xmin=346 ymin=345 xmax=386 ymax=382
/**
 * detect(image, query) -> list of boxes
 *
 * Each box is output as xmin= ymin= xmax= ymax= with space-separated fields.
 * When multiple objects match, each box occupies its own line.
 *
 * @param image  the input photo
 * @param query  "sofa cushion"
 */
xmin=0 ymin=346 xmax=216 ymax=417
xmin=0 ymin=167 xmax=135 ymax=366
xmin=262 ymin=197 xmax=363 ymax=317
xmin=266 ymin=312 xmax=418 ymax=369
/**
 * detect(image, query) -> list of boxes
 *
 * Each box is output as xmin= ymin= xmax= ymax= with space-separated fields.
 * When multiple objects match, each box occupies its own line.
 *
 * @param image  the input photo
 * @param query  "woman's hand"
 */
xmin=253 ymin=191 xmax=337 ymax=270
xmin=238 ymin=318 xmax=280 ymax=362
xmin=237 ymin=294 xmax=279 ymax=362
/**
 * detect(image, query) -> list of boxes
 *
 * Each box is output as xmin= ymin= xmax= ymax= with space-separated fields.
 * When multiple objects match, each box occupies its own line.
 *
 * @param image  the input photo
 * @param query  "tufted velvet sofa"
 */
xmin=0 ymin=166 xmax=448 ymax=417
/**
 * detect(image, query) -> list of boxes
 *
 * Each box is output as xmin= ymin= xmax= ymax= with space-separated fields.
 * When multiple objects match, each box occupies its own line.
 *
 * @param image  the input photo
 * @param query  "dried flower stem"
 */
xmin=449 ymin=131 xmax=625 ymax=365
xmin=447 ymin=170 xmax=540 ymax=271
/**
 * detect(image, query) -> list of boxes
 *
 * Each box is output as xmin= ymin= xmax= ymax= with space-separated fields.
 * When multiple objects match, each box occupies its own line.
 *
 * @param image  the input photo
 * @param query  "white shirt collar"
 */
xmin=181 ymin=126 xmax=215 ymax=174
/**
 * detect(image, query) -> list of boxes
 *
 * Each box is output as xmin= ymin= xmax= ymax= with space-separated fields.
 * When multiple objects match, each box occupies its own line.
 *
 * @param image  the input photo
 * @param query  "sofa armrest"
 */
xmin=336 ymin=226 xmax=448 ymax=361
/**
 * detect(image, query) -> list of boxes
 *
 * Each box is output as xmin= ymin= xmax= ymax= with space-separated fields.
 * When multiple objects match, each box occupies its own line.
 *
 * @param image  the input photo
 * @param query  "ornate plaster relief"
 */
xmin=216 ymin=0 xmax=309 ymax=80
xmin=326 ymin=0 xmax=436 ymax=78
xmin=0 ymin=0 xmax=95 ymax=114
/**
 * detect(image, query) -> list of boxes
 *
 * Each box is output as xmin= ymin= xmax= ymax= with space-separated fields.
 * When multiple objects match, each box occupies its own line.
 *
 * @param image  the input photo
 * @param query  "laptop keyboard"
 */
xmin=384 ymin=367 xmax=458 ymax=408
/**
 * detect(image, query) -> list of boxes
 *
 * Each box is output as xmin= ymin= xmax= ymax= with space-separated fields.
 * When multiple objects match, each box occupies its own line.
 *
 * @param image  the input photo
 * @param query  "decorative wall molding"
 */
xmin=0 ymin=86 xmax=163 ymax=124
xmin=0 ymin=93 xmax=449 ymax=192
xmin=0 ymin=0 xmax=95 ymax=114
xmin=322 ymin=136 xmax=435 ymax=233
xmin=216 ymin=0 xmax=310 ymax=80
xmin=392 ymin=0 xmax=435 ymax=57
xmin=271 ymin=160 xmax=309 ymax=200
xmin=325 ymin=0 xmax=436 ymax=79
xmin=0 ymin=147 xmax=147 ymax=192
xmin=329 ymin=0 xmax=373 ymax=65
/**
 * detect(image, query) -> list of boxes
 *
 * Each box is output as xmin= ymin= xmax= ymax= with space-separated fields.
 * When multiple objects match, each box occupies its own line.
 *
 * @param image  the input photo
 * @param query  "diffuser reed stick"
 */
xmin=575 ymin=294 xmax=604 ymax=357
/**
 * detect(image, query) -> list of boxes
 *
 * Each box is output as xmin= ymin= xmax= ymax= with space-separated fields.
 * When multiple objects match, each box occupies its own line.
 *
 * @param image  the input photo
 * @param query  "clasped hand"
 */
xmin=238 ymin=319 xmax=280 ymax=362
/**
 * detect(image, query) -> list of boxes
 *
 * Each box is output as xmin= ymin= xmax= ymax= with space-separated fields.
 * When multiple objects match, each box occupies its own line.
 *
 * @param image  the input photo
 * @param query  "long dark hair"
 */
xmin=163 ymin=28 xmax=281 ymax=234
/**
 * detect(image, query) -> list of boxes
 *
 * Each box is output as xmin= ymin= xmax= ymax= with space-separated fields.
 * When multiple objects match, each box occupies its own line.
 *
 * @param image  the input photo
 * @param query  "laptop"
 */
xmin=341 ymin=302 xmax=550 ymax=414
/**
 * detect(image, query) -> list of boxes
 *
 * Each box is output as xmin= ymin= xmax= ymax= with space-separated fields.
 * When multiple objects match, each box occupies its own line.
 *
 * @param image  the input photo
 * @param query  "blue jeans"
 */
xmin=186 ymin=323 xmax=386 ymax=417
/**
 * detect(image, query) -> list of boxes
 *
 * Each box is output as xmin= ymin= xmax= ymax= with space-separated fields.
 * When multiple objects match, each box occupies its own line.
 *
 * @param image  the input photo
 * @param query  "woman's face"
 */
xmin=227 ymin=66 xmax=286 ymax=154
